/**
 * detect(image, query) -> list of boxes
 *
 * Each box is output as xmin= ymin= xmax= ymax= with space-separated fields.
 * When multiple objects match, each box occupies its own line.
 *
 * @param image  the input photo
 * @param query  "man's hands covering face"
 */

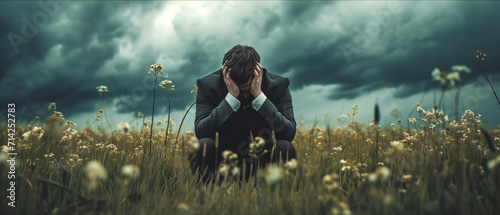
xmin=222 ymin=61 xmax=263 ymax=99
xmin=251 ymin=62 xmax=263 ymax=98
xmin=222 ymin=62 xmax=239 ymax=98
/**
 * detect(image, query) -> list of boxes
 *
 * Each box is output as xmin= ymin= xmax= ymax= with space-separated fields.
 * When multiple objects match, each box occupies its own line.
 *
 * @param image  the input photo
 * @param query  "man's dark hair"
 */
xmin=222 ymin=45 xmax=260 ymax=86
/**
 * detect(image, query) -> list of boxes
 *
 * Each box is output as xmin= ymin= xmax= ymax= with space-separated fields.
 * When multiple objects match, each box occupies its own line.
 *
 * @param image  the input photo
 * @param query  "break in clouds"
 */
xmin=0 ymin=0 xmax=499 ymax=127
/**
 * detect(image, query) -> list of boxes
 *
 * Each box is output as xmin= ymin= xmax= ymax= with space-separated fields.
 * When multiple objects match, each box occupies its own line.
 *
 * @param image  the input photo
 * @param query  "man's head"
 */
xmin=222 ymin=45 xmax=260 ymax=90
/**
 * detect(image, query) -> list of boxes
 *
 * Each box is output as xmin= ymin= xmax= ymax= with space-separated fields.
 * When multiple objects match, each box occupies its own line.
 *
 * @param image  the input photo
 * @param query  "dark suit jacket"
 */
xmin=195 ymin=68 xmax=296 ymax=147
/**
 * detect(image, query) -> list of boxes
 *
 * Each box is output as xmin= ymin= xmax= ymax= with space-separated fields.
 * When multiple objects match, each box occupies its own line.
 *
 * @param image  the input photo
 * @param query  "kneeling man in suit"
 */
xmin=190 ymin=44 xmax=297 ymax=183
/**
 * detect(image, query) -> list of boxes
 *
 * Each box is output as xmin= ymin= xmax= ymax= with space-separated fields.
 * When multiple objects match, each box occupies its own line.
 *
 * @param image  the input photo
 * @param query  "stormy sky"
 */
xmin=1 ymin=0 xmax=499 ymax=132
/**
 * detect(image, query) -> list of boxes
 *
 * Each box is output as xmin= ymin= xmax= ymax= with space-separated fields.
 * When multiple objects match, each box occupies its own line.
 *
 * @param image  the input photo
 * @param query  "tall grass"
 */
xmin=1 ymin=105 xmax=500 ymax=214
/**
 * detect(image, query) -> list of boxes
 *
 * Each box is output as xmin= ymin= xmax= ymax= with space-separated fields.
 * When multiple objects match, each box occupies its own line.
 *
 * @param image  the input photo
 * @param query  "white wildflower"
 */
xmin=322 ymin=173 xmax=339 ymax=191
xmin=264 ymin=165 xmax=283 ymax=185
xmin=368 ymin=173 xmax=377 ymax=183
xmin=451 ymin=65 xmax=472 ymax=74
xmin=218 ymin=163 xmax=230 ymax=176
xmin=444 ymin=115 xmax=450 ymax=123
xmin=121 ymin=164 xmax=141 ymax=180
xmin=487 ymin=155 xmax=500 ymax=170
xmin=249 ymin=137 xmax=266 ymax=158
xmin=85 ymin=161 xmax=108 ymax=190
xmin=106 ymin=144 xmax=118 ymax=151
xmin=231 ymin=167 xmax=240 ymax=176
xmin=96 ymin=85 xmax=109 ymax=96
xmin=431 ymin=68 xmax=440 ymax=80
xmin=447 ymin=71 xmax=461 ymax=87
xmin=376 ymin=166 xmax=391 ymax=183
xmin=390 ymin=141 xmax=404 ymax=151
xmin=416 ymin=107 xmax=423 ymax=114
xmin=177 ymin=203 xmax=191 ymax=214
xmin=33 ymin=126 xmax=41 ymax=132
xmin=117 ymin=122 xmax=130 ymax=133
xmin=431 ymin=68 xmax=446 ymax=86
xmin=2 ymin=145 xmax=10 ymax=154
xmin=191 ymin=85 xmax=198 ymax=93
xmin=22 ymin=131 xmax=32 ymax=139
xmin=447 ymin=71 xmax=461 ymax=81
xmin=285 ymin=159 xmax=298 ymax=170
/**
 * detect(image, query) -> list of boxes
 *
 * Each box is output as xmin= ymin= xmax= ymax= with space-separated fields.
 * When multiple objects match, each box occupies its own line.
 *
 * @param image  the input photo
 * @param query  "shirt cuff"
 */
xmin=225 ymin=93 xmax=241 ymax=112
xmin=252 ymin=92 xmax=267 ymax=111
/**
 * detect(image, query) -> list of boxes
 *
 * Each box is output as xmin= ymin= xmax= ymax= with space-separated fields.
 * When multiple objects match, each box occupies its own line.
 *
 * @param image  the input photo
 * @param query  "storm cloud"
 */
xmin=1 ymin=1 xmax=499 ymax=129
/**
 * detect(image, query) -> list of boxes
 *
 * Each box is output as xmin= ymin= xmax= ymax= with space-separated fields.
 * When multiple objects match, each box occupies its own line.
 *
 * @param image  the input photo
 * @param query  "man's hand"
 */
xmin=251 ymin=62 xmax=263 ymax=98
xmin=222 ymin=62 xmax=239 ymax=98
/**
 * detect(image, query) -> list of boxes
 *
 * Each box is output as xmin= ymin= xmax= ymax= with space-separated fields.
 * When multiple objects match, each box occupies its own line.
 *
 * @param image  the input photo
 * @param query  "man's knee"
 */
xmin=274 ymin=140 xmax=297 ymax=160
xmin=189 ymin=138 xmax=216 ymax=176
xmin=189 ymin=138 xmax=216 ymax=167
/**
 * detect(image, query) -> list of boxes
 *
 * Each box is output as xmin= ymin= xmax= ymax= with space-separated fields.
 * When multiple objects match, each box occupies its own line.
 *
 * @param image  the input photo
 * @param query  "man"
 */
xmin=190 ymin=44 xmax=297 ymax=183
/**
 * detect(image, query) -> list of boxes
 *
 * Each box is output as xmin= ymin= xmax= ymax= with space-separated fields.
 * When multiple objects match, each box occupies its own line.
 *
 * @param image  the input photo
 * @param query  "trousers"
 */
xmin=188 ymin=137 xmax=297 ymax=183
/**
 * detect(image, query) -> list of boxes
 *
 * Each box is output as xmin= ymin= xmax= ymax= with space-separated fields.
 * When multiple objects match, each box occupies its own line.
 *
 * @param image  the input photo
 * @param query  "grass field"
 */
xmin=1 ymin=104 xmax=500 ymax=215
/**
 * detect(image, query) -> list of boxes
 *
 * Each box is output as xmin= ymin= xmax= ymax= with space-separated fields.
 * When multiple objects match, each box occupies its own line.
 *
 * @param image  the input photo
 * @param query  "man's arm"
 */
xmin=255 ymin=78 xmax=296 ymax=142
xmin=194 ymin=78 xmax=238 ymax=140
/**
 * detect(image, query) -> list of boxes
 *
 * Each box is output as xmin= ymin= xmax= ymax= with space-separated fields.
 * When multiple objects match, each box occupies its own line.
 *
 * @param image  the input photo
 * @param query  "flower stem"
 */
xmin=150 ymin=75 xmax=158 ymax=158
xmin=438 ymin=89 xmax=445 ymax=111
xmin=100 ymin=96 xmax=113 ymax=133
xmin=455 ymin=87 xmax=461 ymax=122
xmin=162 ymin=88 xmax=171 ymax=148
xmin=406 ymin=92 xmax=425 ymax=133
xmin=174 ymin=101 xmax=196 ymax=146
xmin=477 ymin=59 xmax=500 ymax=106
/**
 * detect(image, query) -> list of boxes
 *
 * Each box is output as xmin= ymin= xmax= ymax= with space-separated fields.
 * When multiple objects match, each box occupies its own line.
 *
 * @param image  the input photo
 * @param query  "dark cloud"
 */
xmin=0 ymin=1 xmax=167 ymax=121
xmin=281 ymin=1 xmax=332 ymax=25
xmin=273 ymin=1 xmax=500 ymax=100
xmin=1 ymin=1 xmax=499 ymax=126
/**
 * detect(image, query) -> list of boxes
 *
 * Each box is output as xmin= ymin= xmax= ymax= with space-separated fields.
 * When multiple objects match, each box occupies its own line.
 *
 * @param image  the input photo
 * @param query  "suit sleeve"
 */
xmin=194 ymin=78 xmax=235 ymax=140
xmin=257 ymin=78 xmax=296 ymax=142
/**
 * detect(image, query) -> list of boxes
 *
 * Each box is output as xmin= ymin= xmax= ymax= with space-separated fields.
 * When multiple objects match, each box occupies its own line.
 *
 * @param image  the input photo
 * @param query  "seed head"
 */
xmin=117 ymin=122 xmax=130 ymax=133
xmin=375 ymin=166 xmax=390 ymax=183
xmin=96 ymin=85 xmax=109 ymax=96
xmin=284 ymin=159 xmax=298 ymax=170
xmin=263 ymin=164 xmax=283 ymax=186
xmin=488 ymin=155 xmax=500 ymax=170
xmin=322 ymin=173 xmax=339 ymax=191
xmin=149 ymin=63 xmax=163 ymax=75
xmin=48 ymin=102 xmax=57 ymax=111
xmin=249 ymin=136 xmax=266 ymax=158
xmin=390 ymin=141 xmax=404 ymax=151
xmin=451 ymin=65 xmax=472 ymax=74
xmin=85 ymin=160 xmax=108 ymax=190
xmin=121 ymin=164 xmax=141 ymax=180
xmin=477 ymin=50 xmax=486 ymax=61
xmin=191 ymin=85 xmax=198 ymax=94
